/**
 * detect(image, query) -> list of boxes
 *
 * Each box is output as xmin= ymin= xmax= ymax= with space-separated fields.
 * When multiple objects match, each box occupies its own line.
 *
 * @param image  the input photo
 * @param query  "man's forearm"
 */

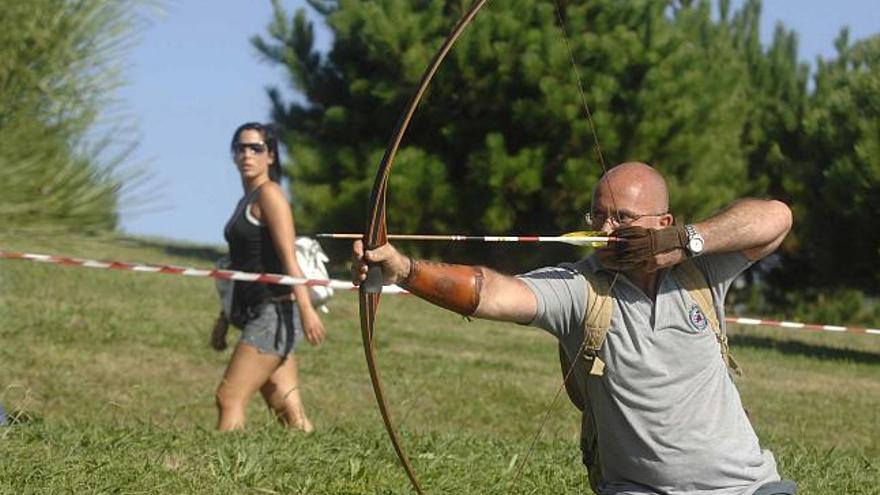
xmin=399 ymin=259 xmax=538 ymax=324
xmin=400 ymin=260 xmax=485 ymax=316
xmin=696 ymin=198 xmax=792 ymax=259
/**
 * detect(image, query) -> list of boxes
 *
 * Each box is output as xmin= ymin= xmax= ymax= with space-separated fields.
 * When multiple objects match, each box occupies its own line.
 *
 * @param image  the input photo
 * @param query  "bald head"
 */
xmin=588 ymin=162 xmax=673 ymax=231
xmin=594 ymin=161 xmax=669 ymax=213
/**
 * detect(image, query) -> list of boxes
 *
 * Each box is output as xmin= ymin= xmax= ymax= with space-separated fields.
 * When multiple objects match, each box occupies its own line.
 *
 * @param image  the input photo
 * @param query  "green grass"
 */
xmin=0 ymin=233 xmax=878 ymax=494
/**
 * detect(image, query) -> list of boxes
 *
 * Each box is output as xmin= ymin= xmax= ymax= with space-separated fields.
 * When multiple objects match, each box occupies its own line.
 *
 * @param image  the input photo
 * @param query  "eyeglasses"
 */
xmin=232 ymin=142 xmax=268 ymax=155
xmin=584 ymin=209 xmax=667 ymax=228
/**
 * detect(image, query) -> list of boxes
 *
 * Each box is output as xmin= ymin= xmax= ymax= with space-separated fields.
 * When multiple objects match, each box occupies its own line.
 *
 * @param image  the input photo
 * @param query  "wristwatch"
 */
xmin=684 ymin=224 xmax=705 ymax=257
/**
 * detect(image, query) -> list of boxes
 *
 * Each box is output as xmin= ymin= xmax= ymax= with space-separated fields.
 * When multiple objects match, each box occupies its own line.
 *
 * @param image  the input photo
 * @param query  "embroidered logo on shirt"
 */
xmin=688 ymin=304 xmax=709 ymax=332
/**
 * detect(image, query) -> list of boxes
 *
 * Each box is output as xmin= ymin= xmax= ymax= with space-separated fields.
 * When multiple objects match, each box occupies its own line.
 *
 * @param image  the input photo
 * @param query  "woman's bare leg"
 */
xmin=216 ymin=342 xmax=282 ymax=430
xmin=260 ymin=355 xmax=313 ymax=432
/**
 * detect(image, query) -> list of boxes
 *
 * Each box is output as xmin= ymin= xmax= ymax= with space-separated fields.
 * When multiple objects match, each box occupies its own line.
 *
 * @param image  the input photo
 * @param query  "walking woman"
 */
xmin=216 ymin=122 xmax=325 ymax=431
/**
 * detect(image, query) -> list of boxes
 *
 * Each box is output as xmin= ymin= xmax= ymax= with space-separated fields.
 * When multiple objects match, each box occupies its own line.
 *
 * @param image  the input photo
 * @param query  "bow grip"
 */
xmin=363 ymin=264 xmax=384 ymax=293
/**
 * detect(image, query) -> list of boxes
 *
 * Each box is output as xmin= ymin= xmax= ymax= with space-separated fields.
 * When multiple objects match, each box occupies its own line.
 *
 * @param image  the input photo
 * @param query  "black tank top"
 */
xmin=223 ymin=185 xmax=289 ymax=324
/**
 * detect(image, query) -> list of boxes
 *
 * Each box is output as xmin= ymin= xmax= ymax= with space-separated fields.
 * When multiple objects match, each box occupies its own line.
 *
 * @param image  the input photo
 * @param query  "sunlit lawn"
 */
xmin=0 ymin=233 xmax=877 ymax=493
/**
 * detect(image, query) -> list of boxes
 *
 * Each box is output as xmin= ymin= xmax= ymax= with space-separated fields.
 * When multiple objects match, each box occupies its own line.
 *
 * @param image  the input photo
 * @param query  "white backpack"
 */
xmin=215 ymin=236 xmax=334 ymax=316
xmin=294 ymin=236 xmax=334 ymax=312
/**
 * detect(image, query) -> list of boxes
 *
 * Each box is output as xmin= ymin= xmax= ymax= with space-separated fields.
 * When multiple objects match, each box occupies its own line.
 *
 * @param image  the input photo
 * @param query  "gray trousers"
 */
xmin=753 ymin=480 xmax=797 ymax=495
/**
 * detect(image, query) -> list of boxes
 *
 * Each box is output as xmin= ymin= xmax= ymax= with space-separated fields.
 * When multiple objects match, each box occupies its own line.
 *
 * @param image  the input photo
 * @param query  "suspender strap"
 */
xmin=582 ymin=270 xmax=613 ymax=376
xmin=558 ymin=345 xmax=585 ymax=411
xmin=673 ymin=260 xmax=742 ymax=375
xmin=558 ymin=269 xmax=613 ymax=411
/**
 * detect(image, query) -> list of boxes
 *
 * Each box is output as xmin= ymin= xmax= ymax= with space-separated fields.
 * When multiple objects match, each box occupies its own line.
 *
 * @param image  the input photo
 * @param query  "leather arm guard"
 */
xmin=401 ymin=259 xmax=485 ymax=316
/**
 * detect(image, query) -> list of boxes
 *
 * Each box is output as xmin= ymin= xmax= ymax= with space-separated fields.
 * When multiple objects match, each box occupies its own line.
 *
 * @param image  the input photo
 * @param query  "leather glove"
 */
xmin=612 ymin=225 xmax=687 ymax=266
xmin=595 ymin=246 xmax=640 ymax=272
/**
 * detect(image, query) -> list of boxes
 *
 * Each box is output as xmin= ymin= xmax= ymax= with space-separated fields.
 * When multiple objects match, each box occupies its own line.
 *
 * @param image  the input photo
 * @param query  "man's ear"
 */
xmin=661 ymin=213 xmax=675 ymax=227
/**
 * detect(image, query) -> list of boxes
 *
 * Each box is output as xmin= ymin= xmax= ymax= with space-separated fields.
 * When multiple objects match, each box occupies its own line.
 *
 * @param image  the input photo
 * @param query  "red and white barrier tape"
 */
xmin=0 ymin=249 xmax=407 ymax=294
xmin=2 ymin=249 xmax=877 ymax=336
xmin=725 ymin=317 xmax=879 ymax=335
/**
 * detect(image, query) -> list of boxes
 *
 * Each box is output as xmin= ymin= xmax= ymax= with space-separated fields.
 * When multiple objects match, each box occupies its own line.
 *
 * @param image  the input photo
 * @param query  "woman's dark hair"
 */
xmin=230 ymin=122 xmax=283 ymax=183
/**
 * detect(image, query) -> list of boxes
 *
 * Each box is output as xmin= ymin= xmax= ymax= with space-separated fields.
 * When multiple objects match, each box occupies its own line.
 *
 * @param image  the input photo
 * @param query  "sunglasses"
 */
xmin=232 ymin=142 xmax=268 ymax=155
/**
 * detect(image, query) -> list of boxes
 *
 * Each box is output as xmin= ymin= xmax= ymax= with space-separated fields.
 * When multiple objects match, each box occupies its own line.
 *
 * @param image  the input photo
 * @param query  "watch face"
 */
xmin=689 ymin=237 xmax=704 ymax=253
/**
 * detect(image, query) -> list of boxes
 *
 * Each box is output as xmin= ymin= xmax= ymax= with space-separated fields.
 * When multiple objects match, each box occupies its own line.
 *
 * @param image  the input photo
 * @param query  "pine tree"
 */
xmin=798 ymin=31 xmax=880 ymax=292
xmin=254 ymin=1 xmax=775 ymax=268
xmin=0 ymin=0 xmax=150 ymax=233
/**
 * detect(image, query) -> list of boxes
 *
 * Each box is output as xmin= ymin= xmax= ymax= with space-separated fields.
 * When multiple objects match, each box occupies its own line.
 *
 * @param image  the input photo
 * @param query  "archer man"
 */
xmin=353 ymin=161 xmax=797 ymax=495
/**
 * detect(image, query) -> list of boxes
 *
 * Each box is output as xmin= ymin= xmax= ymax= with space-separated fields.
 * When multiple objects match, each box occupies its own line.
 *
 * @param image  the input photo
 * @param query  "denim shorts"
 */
xmin=239 ymin=301 xmax=303 ymax=358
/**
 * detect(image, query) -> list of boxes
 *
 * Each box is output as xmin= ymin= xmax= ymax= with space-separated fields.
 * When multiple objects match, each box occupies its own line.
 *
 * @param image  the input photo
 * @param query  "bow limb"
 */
xmin=359 ymin=2 xmax=489 ymax=493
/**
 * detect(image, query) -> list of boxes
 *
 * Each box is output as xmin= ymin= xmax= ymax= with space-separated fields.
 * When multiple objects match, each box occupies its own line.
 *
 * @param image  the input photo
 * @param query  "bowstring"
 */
xmin=508 ymin=1 xmax=623 ymax=490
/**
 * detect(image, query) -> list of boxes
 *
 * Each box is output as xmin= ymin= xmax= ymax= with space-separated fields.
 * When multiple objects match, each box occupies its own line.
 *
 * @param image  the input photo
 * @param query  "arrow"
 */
xmin=315 ymin=231 xmax=616 ymax=247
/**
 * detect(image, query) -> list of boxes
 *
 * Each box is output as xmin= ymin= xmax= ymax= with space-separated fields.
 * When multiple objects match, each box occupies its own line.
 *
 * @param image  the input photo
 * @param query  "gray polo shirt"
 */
xmin=520 ymin=253 xmax=779 ymax=495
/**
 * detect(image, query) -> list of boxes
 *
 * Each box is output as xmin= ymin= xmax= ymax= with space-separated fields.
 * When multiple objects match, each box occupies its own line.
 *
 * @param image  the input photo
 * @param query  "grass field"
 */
xmin=0 ymin=233 xmax=878 ymax=494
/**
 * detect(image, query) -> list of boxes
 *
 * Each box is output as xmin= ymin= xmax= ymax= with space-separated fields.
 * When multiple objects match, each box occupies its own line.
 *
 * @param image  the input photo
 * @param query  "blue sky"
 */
xmin=118 ymin=1 xmax=878 ymax=246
